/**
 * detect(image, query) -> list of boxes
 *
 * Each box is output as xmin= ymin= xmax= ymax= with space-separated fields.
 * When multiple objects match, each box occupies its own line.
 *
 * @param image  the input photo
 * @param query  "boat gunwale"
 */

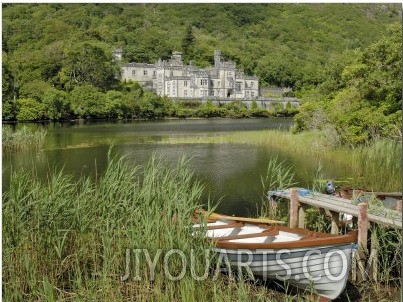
xmin=194 ymin=209 xmax=358 ymax=250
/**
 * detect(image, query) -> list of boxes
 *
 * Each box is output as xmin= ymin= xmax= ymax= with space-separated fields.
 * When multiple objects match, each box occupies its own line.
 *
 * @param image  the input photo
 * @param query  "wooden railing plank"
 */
xmin=269 ymin=189 xmax=402 ymax=229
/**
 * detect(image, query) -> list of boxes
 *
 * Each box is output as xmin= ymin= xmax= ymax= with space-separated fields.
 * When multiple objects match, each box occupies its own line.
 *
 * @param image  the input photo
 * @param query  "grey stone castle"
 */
xmin=119 ymin=50 xmax=259 ymax=100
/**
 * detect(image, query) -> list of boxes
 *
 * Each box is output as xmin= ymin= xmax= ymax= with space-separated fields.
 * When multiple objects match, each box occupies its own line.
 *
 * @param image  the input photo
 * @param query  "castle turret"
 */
xmin=171 ymin=51 xmax=183 ymax=66
xmin=113 ymin=48 xmax=123 ymax=61
xmin=214 ymin=50 xmax=221 ymax=68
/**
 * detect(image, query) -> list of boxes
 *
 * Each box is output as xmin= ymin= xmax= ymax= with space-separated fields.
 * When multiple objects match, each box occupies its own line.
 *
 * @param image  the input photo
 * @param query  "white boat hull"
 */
xmin=193 ymin=213 xmax=357 ymax=300
xmin=214 ymin=243 xmax=354 ymax=300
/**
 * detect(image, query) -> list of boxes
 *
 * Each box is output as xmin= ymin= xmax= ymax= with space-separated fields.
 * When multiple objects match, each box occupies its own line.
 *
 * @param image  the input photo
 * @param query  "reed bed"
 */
xmin=3 ymin=151 xmax=280 ymax=301
xmin=2 ymin=126 xmax=47 ymax=154
xmin=259 ymin=154 xmax=401 ymax=295
xmin=248 ymin=131 xmax=401 ymax=191
xmin=350 ymin=139 xmax=402 ymax=191
xmin=165 ymin=129 xmax=401 ymax=191
xmin=3 ymin=128 xmax=401 ymax=301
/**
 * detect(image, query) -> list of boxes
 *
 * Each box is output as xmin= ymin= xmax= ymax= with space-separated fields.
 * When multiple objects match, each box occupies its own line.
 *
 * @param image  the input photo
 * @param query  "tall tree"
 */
xmin=63 ymin=43 xmax=118 ymax=92
xmin=181 ymin=24 xmax=195 ymax=62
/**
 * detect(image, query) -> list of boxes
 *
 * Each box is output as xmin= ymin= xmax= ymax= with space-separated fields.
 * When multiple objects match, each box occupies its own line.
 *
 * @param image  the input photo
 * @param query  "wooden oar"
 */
xmin=205 ymin=211 xmax=285 ymax=225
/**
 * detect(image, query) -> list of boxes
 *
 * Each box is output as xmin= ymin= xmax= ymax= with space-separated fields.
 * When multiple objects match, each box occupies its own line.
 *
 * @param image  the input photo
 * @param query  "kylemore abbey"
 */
xmin=118 ymin=49 xmax=260 ymax=100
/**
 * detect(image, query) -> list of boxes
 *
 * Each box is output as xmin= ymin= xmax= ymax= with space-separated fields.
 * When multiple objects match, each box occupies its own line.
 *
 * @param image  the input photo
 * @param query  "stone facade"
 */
xmin=120 ymin=50 xmax=259 ymax=100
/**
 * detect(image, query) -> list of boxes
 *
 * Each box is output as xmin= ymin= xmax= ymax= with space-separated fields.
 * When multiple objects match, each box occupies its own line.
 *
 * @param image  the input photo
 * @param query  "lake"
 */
xmin=2 ymin=118 xmax=351 ymax=216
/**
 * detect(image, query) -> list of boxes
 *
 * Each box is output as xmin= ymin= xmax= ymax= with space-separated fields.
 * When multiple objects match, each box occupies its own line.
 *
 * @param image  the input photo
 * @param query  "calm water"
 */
xmin=2 ymin=118 xmax=350 ymax=216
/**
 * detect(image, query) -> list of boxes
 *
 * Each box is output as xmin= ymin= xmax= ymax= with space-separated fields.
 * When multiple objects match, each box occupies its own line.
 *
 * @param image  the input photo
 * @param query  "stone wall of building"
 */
xmin=120 ymin=50 xmax=259 ymax=100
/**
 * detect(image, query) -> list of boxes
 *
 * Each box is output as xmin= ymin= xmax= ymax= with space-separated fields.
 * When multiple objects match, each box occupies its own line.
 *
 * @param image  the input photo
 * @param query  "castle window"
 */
xmin=132 ymin=70 xmax=136 ymax=76
xmin=184 ymin=81 xmax=188 ymax=87
xmin=202 ymin=79 xmax=208 ymax=86
xmin=144 ymin=70 xmax=148 ymax=75
xmin=235 ymin=82 xmax=242 ymax=92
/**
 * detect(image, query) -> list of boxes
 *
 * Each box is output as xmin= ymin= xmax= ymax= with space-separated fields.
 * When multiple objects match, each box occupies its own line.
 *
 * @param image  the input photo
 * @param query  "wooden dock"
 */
xmin=269 ymin=188 xmax=402 ymax=229
xmin=268 ymin=188 xmax=402 ymax=282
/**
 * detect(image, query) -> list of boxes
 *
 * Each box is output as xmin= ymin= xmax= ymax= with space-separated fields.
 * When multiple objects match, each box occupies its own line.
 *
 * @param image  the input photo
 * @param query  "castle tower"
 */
xmin=171 ymin=51 xmax=183 ymax=66
xmin=214 ymin=50 xmax=221 ymax=68
xmin=113 ymin=48 xmax=123 ymax=61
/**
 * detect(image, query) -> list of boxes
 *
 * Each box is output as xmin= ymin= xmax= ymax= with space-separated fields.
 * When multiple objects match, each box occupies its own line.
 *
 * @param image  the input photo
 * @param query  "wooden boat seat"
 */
xmin=216 ymin=229 xmax=279 ymax=241
xmin=193 ymin=221 xmax=244 ymax=231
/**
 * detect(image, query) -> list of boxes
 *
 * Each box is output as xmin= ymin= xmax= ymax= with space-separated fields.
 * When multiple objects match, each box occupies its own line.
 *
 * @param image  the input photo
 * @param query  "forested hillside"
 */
xmin=2 ymin=3 xmax=401 ymax=135
xmin=293 ymin=21 xmax=402 ymax=146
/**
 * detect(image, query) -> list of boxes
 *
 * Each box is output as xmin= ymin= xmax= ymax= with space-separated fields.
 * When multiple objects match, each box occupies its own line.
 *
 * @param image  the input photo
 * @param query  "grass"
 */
xmin=350 ymin=139 xmax=402 ymax=190
xmin=2 ymin=126 xmax=47 ymax=154
xmin=162 ymin=129 xmax=401 ymax=191
xmin=3 ymin=150 xmax=288 ymax=302
xmin=3 ymin=127 xmax=401 ymax=301
xmin=257 ymin=144 xmax=401 ymax=297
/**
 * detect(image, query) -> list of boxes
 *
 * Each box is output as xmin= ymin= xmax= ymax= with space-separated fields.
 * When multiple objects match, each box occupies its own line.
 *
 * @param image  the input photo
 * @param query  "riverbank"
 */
xmin=3 ymin=151 xmax=401 ymax=301
xmin=3 ymin=120 xmax=402 ymax=301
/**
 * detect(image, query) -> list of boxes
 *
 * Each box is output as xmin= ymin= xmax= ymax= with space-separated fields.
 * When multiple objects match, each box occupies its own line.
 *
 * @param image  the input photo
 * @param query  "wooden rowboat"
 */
xmin=193 ymin=209 xmax=358 ymax=300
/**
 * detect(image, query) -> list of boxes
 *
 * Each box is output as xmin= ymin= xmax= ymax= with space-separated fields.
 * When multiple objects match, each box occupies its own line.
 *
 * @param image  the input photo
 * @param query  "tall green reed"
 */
xmin=3 ymin=149 xmax=278 ymax=301
xmin=222 ymin=130 xmax=401 ymax=191
xmin=2 ymin=126 xmax=47 ymax=154
xmin=259 ymin=156 xmax=297 ymax=222
xmin=350 ymin=139 xmax=401 ymax=191
xmin=3 ymin=150 xmax=207 ymax=301
xmin=261 ymin=156 xmax=297 ymax=192
xmin=370 ymin=223 xmax=402 ymax=286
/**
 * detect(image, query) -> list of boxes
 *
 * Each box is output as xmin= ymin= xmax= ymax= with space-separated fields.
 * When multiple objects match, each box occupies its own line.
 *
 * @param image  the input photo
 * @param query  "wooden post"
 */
xmin=358 ymin=202 xmax=368 ymax=252
xmin=290 ymin=188 xmax=299 ymax=228
xmin=330 ymin=210 xmax=340 ymax=235
xmin=351 ymin=249 xmax=357 ymax=282
xmin=365 ymin=225 xmax=378 ymax=281
xmin=357 ymin=202 xmax=369 ymax=281
xmin=395 ymin=199 xmax=402 ymax=211
xmin=298 ymin=205 xmax=305 ymax=229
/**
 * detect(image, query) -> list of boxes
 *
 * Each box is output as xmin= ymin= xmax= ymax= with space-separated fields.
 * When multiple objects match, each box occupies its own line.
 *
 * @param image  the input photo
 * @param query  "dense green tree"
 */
xmin=19 ymin=80 xmax=53 ymax=102
xmin=15 ymin=98 xmax=45 ymax=121
xmin=70 ymin=84 xmax=106 ymax=118
xmin=294 ymin=22 xmax=402 ymax=145
xmin=104 ymin=90 xmax=126 ymax=119
xmin=4 ymin=3 xmax=399 ymax=96
xmin=42 ymin=88 xmax=70 ymax=120
xmin=2 ymin=52 xmax=15 ymax=102
xmin=2 ymin=3 xmax=401 ymax=134
xmin=63 ymin=43 xmax=119 ymax=92
xmin=182 ymin=24 xmax=196 ymax=62
xmin=2 ymin=101 xmax=16 ymax=121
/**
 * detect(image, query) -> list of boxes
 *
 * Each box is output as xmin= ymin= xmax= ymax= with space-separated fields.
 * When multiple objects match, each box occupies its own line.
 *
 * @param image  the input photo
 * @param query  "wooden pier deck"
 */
xmin=269 ymin=188 xmax=402 ymax=229
xmin=269 ymin=188 xmax=402 ymax=282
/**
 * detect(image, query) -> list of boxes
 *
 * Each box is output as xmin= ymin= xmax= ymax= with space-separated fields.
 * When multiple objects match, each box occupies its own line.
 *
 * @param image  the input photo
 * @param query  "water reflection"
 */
xmin=3 ymin=118 xmax=307 ymax=216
